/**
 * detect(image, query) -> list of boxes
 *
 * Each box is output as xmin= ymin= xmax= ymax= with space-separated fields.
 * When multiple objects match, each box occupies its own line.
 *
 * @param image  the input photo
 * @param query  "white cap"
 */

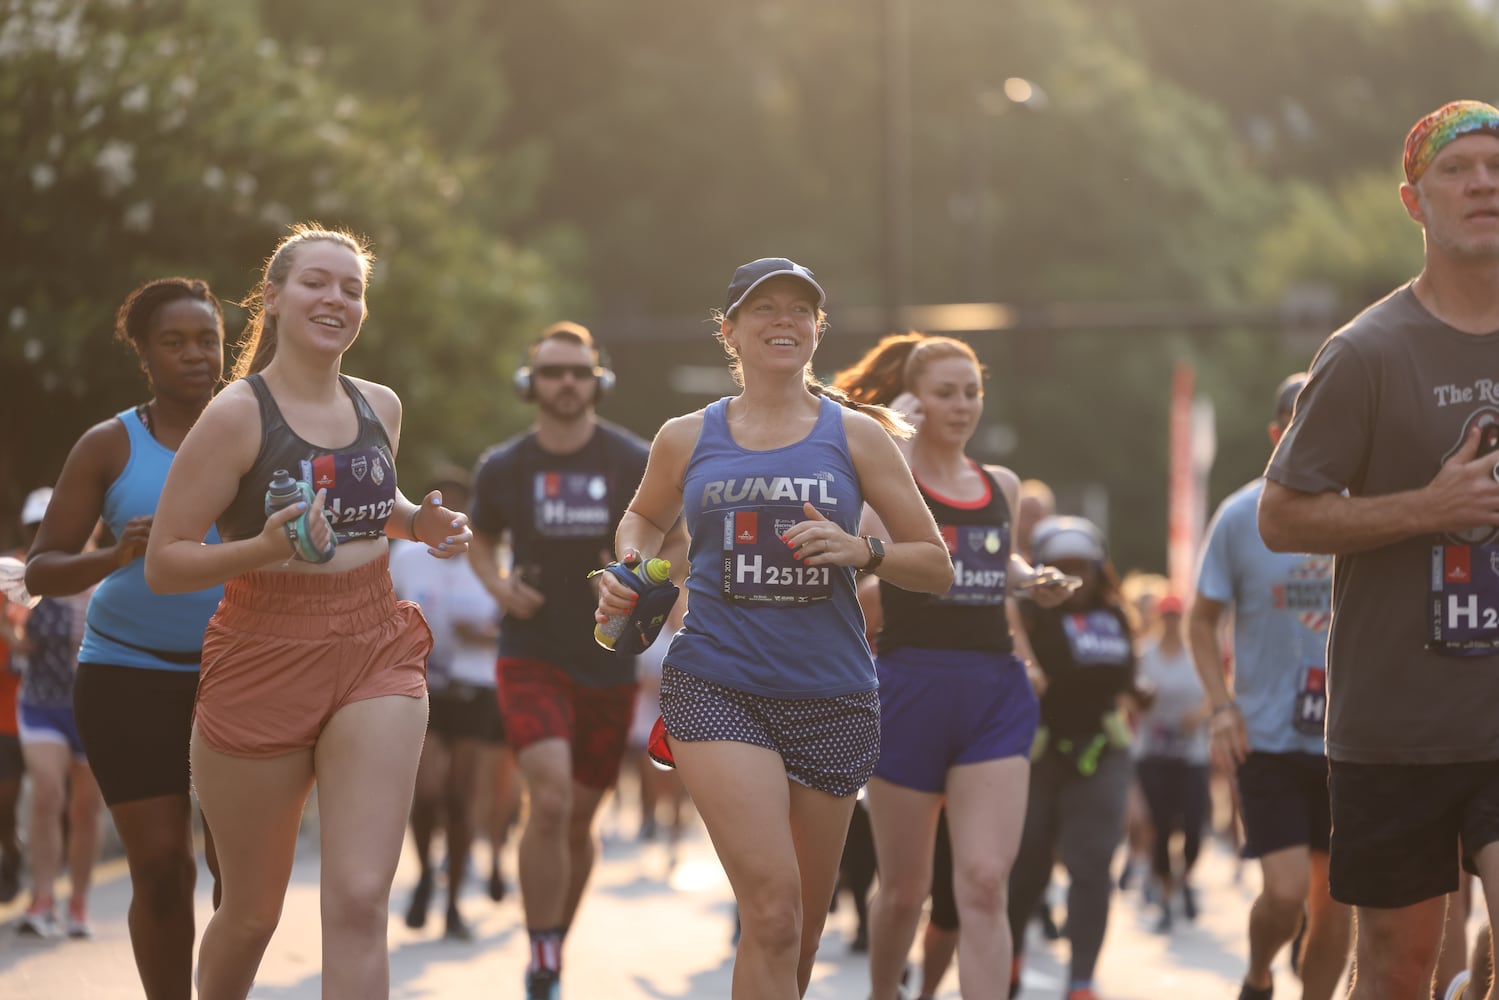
xmin=1031 ymin=516 xmax=1106 ymax=563
xmin=20 ymin=487 xmax=52 ymax=527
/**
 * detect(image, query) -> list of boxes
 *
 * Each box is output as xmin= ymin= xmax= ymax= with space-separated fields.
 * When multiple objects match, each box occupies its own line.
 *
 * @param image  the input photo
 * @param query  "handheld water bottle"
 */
xmin=593 ymin=558 xmax=674 ymax=652
xmin=264 ymin=469 xmax=335 ymax=563
xmin=264 ymin=469 xmax=312 ymax=516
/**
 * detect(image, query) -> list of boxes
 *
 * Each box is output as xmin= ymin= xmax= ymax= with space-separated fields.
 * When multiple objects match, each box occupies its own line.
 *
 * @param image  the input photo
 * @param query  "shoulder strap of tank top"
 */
xmin=338 ymin=375 xmax=391 ymax=445
xmin=237 ymin=374 xmax=286 ymax=485
xmin=242 ymin=372 xmax=284 ymax=432
xmin=976 ymin=463 xmax=1008 ymax=515
xmin=118 ymin=405 xmax=149 ymax=444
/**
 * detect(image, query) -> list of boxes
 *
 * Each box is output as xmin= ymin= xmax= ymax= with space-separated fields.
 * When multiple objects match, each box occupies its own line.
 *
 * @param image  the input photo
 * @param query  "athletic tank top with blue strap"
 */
xmin=665 ymin=395 xmax=873 ymax=699
xmin=79 ymin=407 xmax=224 ymax=673
xmin=217 ymin=373 xmax=397 ymax=543
xmin=877 ymin=463 xmax=1014 ymax=656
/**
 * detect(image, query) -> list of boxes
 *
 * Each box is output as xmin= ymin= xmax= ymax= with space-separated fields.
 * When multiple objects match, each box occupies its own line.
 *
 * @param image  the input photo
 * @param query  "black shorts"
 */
xmin=428 ymin=683 xmax=506 ymax=745
xmin=1328 ymin=758 xmax=1499 ymax=909
xmin=73 ymin=662 xmax=198 ymax=807
xmin=1236 ymin=751 xmax=1331 ymax=859
xmin=0 ymin=733 xmax=21 ymax=782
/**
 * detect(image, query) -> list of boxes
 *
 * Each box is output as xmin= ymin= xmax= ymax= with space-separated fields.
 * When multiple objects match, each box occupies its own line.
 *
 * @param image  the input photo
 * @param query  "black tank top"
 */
xmin=217 ymin=373 xmax=397 ymax=543
xmin=877 ymin=462 xmax=1014 ymax=655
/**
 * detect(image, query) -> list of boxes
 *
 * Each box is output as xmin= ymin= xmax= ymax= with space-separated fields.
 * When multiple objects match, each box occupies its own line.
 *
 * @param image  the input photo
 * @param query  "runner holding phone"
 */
xmin=833 ymin=332 xmax=1071 ymax=1000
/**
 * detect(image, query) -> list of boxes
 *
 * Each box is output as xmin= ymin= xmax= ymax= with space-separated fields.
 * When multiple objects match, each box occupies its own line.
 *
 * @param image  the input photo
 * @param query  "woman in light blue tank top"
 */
xmin=24 ymin=278 xmax=226 ymax=993
xmin=595 ymin=258 xmax=954 ymax=998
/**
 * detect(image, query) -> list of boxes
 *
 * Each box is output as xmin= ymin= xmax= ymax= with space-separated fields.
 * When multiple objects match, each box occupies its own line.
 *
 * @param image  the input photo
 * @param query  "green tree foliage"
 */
xmin=1113 ymin=0 xmax=1499 ymax=184
xmin=1249 ymin=171 xmax=1425 ymax=309
xmin=0 ymin=0 xmax=570 ymax=525
xmin=10 ymin=0 xmax=1498 ymax=567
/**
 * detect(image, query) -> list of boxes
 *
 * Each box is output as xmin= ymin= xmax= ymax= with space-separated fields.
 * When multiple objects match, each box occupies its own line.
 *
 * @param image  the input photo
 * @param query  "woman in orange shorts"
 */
xmin=145 ymin=225 xmax=472 ymax=999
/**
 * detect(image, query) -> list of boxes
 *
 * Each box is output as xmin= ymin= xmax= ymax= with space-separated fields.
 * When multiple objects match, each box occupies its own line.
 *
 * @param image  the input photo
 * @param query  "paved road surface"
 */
xmin=0 ymin=788 xmax=1299 ymax=999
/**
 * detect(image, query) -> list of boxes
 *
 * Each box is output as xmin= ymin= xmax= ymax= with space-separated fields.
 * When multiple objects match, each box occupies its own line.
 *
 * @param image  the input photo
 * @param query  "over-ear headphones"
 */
xmin=512 ymin=363 xmax=616 ymax=402
xmin=512 ymin=323 xmax=617 ymax=403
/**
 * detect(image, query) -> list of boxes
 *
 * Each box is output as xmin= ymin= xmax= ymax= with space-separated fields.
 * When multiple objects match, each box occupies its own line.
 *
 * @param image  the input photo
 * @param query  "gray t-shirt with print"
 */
xmin=1266 ymin=284 xmax=1499 ymax=765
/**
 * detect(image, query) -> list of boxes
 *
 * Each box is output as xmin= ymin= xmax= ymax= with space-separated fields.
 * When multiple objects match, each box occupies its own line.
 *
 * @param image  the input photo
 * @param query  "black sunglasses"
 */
xmin=533 ymin=364 xmax=598 ymax=380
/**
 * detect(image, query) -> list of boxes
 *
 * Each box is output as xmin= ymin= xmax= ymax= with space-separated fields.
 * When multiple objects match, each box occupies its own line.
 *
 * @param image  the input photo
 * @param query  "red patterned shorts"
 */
xmin=496 ymin=657 xmax=636 ymax=789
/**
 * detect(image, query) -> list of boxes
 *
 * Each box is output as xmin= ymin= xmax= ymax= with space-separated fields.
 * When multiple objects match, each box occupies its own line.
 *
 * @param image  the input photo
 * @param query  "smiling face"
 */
xmin=911 ymin=354 xmax=983 ymax=450
xmin=721 ymin=275 xmax=822 ymax=381
xmin=1402 ymin=132 xmax=1499 ymax=260
xmin=264 ymin=239 xmax=369 ymax=360
xmin=143 ymin=297 xmax=223 ymax=402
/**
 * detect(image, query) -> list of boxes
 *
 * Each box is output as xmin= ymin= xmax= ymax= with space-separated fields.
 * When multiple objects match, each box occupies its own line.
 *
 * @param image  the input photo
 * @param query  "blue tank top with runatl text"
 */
xmin=665 ymin=395 xmax=874 ymax=699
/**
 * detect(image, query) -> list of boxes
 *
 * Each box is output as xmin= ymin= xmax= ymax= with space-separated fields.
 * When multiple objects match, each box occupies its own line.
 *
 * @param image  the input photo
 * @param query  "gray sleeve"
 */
xmin=1265 ymin=334 xmax=1376 ymax=496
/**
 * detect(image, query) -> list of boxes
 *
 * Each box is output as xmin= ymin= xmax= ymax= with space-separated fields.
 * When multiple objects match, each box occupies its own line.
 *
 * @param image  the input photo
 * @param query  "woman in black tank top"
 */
xmin=143 ymin=225 xmax=473 ymax=999
xmin=835 ymin=333 xmax=1076 ymax=1000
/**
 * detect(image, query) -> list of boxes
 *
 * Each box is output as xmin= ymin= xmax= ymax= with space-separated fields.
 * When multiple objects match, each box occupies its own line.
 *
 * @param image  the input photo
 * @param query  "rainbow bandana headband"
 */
xmin=1404 ymin=100 xmax=1499 ymax=183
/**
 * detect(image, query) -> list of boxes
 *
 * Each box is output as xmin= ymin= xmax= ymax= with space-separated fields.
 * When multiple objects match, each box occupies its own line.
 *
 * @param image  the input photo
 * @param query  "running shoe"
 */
xmin=525 ymin=967 xmax=561 ymax=1000
xmin=404 ymin=871 xmax=433 ymax=930
xmin=1237 ymin=979 xmax=1274 ymax=1000
xmin=1152 ymin=905 xmax=1173 ymax=935
xmin=443 ymin=904 xmax=473 ymax=943
xmin=1181 ymin=882 xmax=1199 ymax=922
xmin=66 ymin=916 xmax=92 ymax=939
xmin=16 ymin=910 xmax=60 ymax=938
xmin=1444 ymin=969 xmax=1471 ymax=1000
xmin=1065 ymin=988 xmax=1100 ymax=1000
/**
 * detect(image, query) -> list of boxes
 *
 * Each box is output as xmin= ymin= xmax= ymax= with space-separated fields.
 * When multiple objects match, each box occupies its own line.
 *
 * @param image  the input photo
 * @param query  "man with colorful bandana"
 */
xmin=1260 ymin=101 xmax=1499 ymax=997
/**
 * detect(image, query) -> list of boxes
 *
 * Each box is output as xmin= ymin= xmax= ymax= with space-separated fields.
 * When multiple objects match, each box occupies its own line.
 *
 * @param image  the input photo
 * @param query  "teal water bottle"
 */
xmin=594 ymin=558 xmax=672 ymax=650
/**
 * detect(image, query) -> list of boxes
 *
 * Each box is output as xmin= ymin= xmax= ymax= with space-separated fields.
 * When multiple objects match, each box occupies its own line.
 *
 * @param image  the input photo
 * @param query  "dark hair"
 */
xmin=833 ymin=331 xmax=985 ymax=406
xmin=1274 ymin=371 xmax=1309 ymax=426
xmin=1081 ymin=558 xmax=1125 ymax=612
xmin=711 ymin=307 xmax=912 ymax=438
xmin=113 ymin=277 xmax=224 ymax=376
xmin=229 ymin=224 xmax=374 ymax=381
xmin=529 ymin=321 xmax=601 ymax=365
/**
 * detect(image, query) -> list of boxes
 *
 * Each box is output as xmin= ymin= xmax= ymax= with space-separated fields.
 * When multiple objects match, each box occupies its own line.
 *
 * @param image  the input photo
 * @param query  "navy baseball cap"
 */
xmin=723 ymin=258 xmax=826 ymax=316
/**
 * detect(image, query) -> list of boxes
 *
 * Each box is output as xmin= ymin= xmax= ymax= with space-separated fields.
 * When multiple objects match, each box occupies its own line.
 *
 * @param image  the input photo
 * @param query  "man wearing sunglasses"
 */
xmin=469 ymin=322 xmax=652 ymax=1000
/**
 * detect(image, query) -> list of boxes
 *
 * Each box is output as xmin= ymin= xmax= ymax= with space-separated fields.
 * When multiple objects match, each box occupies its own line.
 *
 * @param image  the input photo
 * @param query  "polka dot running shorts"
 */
xmin=658 ymin=663 xmax=880 ymax=798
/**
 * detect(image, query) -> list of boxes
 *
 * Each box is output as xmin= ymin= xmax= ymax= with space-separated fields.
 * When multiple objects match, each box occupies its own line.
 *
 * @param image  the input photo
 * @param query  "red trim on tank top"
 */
xmin=915 ymin=459 xmax=991 ymax=510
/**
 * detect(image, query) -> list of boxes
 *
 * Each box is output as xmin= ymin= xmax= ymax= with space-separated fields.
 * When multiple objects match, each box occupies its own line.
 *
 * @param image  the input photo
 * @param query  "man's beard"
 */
xmin=537 ymin=390 xmax=591 ymax=422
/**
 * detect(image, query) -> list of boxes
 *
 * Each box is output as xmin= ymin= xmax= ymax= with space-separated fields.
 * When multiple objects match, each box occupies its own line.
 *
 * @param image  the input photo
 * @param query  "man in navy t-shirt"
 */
xmin=469 ymin=322 xmax=653 ymax=1000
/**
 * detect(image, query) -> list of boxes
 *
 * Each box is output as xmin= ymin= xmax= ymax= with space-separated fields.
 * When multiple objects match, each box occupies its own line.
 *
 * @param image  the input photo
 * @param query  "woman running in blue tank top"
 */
xmin=834 ymin=333 xmax=1075 ymax=1000
xmin=25 ymin=278 xmax=227 ymax=993
xmin=595 ymin=259 xmax=953 ymax=999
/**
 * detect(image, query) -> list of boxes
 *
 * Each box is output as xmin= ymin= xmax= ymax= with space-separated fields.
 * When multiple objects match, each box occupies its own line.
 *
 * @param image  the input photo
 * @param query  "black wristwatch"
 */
xmin=860 ymin=535 xmax=886 ymax=574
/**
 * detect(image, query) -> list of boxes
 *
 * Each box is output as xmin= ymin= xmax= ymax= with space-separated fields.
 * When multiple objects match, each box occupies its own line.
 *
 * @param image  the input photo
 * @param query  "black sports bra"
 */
xmin=217 ymin=373 xmax=397 ymax=543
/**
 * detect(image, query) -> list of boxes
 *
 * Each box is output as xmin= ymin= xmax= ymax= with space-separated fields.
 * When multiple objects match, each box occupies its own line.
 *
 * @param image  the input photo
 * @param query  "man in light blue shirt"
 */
xmin=1190 ymin=374 xmax=1350 ymax=1000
